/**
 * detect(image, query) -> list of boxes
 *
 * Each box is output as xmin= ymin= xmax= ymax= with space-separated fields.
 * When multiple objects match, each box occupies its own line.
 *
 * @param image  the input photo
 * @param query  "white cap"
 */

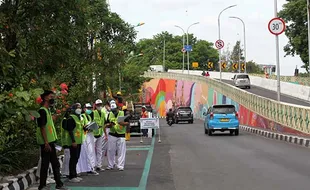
xmin=142 ymin=105 xmax=146 ymax=109
xmin=95 ymin=99 xmax=102 ymax=104
xmin=110 ymin=103 xmax=117 ymax=109
xmin=85 ymin=103 xmax=92 ymax=108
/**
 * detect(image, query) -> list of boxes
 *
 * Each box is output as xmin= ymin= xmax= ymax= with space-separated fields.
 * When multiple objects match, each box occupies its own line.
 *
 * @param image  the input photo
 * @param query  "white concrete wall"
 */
xmin=168 ymin=69 xmax=310 ymax=102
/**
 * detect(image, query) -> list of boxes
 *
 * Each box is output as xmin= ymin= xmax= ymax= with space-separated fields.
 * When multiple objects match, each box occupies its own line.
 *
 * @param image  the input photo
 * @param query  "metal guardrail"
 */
xmin=143 ymin=72 xmax=310 ymax=135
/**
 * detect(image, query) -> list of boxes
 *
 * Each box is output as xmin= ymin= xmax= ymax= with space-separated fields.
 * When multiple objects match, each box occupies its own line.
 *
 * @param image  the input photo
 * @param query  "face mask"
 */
xmin=86 ymin=109 xmax=92 ymax=115
xmin=96 ymin=106 xmax=102 ymax=111
xmin=48 ymin=99 xmax=55 ymax=105
xmin=75 ymin=108 xmax=82 ymax=115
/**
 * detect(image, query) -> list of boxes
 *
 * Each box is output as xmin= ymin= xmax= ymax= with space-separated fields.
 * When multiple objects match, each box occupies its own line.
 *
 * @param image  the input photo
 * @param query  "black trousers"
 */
xmin=142 ymin=129 xmax=148 ymax=136
xmin=69 ymin=144 xmax=81 ymax=179
xmin=39 ymin=143 xmax=63 ymax=190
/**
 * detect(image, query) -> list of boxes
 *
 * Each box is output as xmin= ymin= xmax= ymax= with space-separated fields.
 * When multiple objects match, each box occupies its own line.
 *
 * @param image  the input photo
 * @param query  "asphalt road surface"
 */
xmin=221 ymin=79 xmax=310 ymax=107
xmin=28 ymin=120 xmax=310 ymax=190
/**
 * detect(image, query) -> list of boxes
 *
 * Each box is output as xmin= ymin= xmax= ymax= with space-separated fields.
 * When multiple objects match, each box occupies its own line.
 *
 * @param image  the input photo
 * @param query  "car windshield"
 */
xmin=236 ymin=75 xmax=249 ymax=79
xmin=178 ymin=107 xmax=192 ymax=112
xmin=212 ymin=105 xmax=235 ymax=114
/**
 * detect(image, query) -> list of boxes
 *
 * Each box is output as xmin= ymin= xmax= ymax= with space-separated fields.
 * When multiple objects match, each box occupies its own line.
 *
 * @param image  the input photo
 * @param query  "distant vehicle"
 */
xmin=129 ymin=102 xmax=154 ymax=136
xmin=232 ymin=73 xmax=251 ymax=89
xmin=149 ymin=65 xmax=164 ymax=72
xmin=203 ymin=104 xmax=239 ymax=136
xmin=174 ymin=106 xmax=194 ymax=124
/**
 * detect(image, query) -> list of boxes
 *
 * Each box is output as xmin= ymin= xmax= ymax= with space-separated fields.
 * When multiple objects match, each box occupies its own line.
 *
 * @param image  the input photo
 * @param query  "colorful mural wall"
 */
xmin=143 ymin=78 xmax=309 ymax=136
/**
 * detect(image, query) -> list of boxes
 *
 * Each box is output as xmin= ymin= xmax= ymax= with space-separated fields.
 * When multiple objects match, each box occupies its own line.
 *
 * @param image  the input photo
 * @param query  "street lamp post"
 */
xmin=218 ymin=5 xmax=237 ymax=81
xmin=186 ymin=22 xmax=199 ymax=74
xmin=174 ymin=25 xmax=186 ymax=73
xmin=307 ymin=0 xmax=310 ymax=76
xmin=229 ymin=16 xmax=246 ymax=73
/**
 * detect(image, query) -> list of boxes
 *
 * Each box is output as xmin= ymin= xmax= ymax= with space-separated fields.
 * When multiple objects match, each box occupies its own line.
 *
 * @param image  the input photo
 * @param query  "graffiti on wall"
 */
xmin=143 ymin=78 xmax=308 ymax=136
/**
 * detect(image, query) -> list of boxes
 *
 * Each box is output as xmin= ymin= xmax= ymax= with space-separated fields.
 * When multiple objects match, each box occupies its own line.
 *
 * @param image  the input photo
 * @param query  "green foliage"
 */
xmin=128 ymin=31 xmax=219 ymax=71
xmin=278 ymin=0 xmax=309 ymax=72
xmin=0 ymin=0 xmax=138 ymax=175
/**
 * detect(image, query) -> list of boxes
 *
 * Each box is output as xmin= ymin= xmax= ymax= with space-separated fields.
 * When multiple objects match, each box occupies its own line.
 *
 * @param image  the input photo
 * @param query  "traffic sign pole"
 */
xmin=269 ymin=1 xmax=285 ymax=102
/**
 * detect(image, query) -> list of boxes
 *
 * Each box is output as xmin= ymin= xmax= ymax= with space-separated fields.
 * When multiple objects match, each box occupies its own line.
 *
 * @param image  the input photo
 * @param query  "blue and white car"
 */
xmin=203 ymin=104 xmax=239 ymax=136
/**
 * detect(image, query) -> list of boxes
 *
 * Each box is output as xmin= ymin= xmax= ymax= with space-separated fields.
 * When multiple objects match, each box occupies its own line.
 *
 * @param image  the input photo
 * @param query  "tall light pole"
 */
xmin=307 ymin=0 xmax=310 ymax=75
xmin=274 ymin=0 xmax=281 ymax=101
xmin=163 ymin=38 xmax=166 ymax=71
xmin=229 ymin=16 xmax=246 ymax=73
xmin=186 ymin=22 xmax=199 ymax=74
xmin=218 ymin=5 xmax=237 ymax=81
xmin=175 ymin=25 xmax=186 ymax=73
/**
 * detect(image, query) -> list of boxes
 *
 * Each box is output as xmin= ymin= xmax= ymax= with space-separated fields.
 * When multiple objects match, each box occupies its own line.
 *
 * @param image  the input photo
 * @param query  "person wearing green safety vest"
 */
xmin=90 ymin=99 xmax=106 ymax=172
xmin=62 ymin=103 xmax=83 ymax=183
xmin=76 ymin=103 xmax=99 ymax=176
xmin=60 ymin=108 xmax=72 ymax=178
xmin=105 ymin=100 xmax=129 ymax=171
xmin=36 ymin=90 xmax=69 ymax=190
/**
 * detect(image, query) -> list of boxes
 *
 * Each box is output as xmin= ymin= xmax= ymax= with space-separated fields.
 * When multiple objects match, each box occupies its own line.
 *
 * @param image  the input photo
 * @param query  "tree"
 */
xmin=128 ymin=31 xmax=219 ymax=71
xmin=0 ymin=0 xmax=137 ymax=175
xmin=278 ymin=0 xmax=309 ymax=73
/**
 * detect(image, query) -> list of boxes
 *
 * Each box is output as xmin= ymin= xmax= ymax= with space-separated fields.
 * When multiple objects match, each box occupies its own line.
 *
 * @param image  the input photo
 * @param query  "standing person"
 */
xmin=92 ymin=99 xmax=106 ymax=171
xmin=105 ymin=101 xmax=128 ymax=171
xmin=63 ymin=103 xmax=83 ymax=183
xmin=60 ymin=108 xmax=72 ymax=178
xmin=122 ymin=106 xmax=131 ymax=141
xmin=83 ymin=103 xmax=99 ymax=176
xmin=101 ymin=101 xmax=111 ymax=161
xmin=141 ymin=106 xmax=148 ymax=137
xmin=36 ymin=90 xmax=69 ymax=190
xmin=77 ymin=104 xmax=92 ymax=175
xmin=113 ymin=92 xmax=124 ymax=109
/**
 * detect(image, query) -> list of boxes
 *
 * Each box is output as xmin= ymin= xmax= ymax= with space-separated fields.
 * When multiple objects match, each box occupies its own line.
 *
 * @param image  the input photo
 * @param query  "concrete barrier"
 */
xmin=167 ymin=70 xmax=310 ymax=102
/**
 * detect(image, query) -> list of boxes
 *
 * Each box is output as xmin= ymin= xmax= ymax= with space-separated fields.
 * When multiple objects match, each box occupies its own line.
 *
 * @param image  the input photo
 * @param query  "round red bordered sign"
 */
xmin=268 ymin=17 xmax=286 ymax=35
xmin=215 ymin=40 xmax=224 ymax=49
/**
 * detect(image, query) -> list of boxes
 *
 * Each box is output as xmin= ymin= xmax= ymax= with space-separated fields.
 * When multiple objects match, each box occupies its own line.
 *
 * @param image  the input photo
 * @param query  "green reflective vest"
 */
xmin=109 ymin=111 xmax=125 ymax=134
xmin=61 ymin=115 xmax=83 ymax=145
xmin=81 ymin=113 xmax=92 ymax=141
xmin=60 ymin=117 xmax=69 ymax=146
xmin=36 ymin=107 xmax=58 ymax=145
xmin=93 ymin=110 xmax=105 ymax=136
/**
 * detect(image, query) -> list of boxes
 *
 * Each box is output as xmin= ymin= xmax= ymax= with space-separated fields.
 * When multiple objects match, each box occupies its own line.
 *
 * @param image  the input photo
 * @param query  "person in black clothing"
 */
xmin=64 ymin=103 xmax=83 ymax=183
xmin=61 ymin=108 xmax=72 ymax=178
xmin=166 ymin=108 xmax=174 ymax=123
xmin=37 ymin=90 xmax=68 ymax=190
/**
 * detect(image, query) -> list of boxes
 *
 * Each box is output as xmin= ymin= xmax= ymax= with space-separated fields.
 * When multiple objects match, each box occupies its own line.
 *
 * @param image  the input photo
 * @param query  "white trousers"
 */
xmin=94 ymin=135 xmax=103 ymax=168
xmin=107 ymin=135 xmax=126 ymax=169
xmin=61 ymin=148 xmax=70 ymax=176
xmin=77 ymin=139 xmax=90 ymax=173
xmin=86 ymin=133 xmax=96 ymax=170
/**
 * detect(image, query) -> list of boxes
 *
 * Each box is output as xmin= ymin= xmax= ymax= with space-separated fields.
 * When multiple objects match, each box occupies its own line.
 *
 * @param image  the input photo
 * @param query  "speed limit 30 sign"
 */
xmin=268 ymin=17 xmax=286 ymax=35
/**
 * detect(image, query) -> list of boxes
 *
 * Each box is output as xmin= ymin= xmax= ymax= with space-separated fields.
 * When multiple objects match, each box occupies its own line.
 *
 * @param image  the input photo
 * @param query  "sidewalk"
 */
xmin=26 ymin=136 xmax=155 ymax=190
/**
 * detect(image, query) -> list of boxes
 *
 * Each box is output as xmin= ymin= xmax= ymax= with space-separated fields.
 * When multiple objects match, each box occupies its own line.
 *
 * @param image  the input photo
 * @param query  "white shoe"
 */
xmin=76 ymin=177 xmax=82 ymax=181
xmin=69 ymin=178 xmax=80 ymax=183
xmin=47 ymin=178 xmax=55 ymax=184
xmin=118 ymin=168 xmax=124 ymax=171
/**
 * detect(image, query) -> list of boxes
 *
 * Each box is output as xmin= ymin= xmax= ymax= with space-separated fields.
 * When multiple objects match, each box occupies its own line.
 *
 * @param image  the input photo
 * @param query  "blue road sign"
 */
xmin=184 ymin=45 xmax=192 ymax=51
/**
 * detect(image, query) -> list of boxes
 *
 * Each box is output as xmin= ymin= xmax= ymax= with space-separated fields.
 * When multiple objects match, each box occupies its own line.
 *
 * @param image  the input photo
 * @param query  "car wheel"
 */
xmin=235 ymin=129 xmax=239 ymax=136
xmin=208 ymin=129 xmax=213 ymax=136
xmin=175 ymin=120 xmax=178 ymax=124
xmin=204 ymin=128 xmax=208 ymax=134
xmin=248 ymin=86 xmax=251 ymax=89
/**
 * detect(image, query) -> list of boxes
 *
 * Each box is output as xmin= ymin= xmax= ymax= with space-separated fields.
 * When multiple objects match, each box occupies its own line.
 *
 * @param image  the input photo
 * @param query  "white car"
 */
xmin=232 ymin=73 xmax=251 ymax=89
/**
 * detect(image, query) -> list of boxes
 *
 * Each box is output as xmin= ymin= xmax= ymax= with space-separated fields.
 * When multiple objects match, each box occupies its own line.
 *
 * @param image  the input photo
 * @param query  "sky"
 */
xmin=109 ymin=0 xmax=306 ymax=76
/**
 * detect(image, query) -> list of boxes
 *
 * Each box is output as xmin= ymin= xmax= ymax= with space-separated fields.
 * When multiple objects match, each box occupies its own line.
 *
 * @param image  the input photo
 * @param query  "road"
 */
xmin=221 ymin=79 xmax=310 ymax=107
xmin=29 ymin=120 xmax=310 ymax=190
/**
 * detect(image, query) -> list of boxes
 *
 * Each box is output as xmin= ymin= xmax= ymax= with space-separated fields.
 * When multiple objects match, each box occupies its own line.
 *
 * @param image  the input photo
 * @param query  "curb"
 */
xmin=0 ymin=156 xmax=64 ymax=190
xmin=240 ymin=125 xmax=310 ymax=148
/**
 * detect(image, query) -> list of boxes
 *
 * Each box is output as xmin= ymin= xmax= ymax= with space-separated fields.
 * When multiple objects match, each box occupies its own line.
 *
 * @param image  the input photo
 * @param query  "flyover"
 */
xmin=142 ymin=71 xmax=310 ymax=137
xmin=167 ymin=70 xmax=310 ymax=105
